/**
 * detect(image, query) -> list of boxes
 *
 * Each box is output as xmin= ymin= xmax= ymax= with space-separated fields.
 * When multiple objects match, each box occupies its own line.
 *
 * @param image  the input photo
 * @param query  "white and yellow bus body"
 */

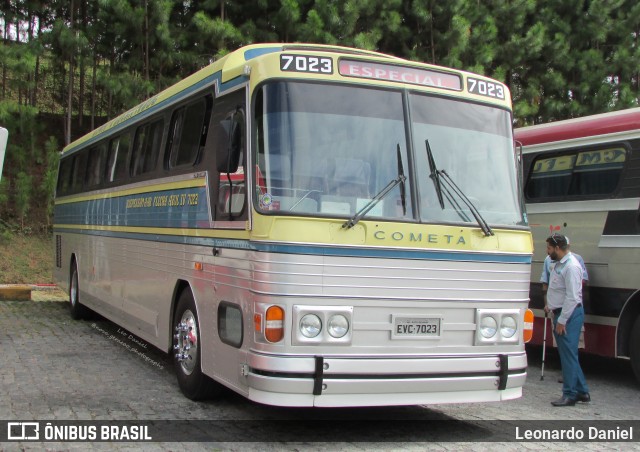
xmin=54 ymin=44 xmax=532 ymax=407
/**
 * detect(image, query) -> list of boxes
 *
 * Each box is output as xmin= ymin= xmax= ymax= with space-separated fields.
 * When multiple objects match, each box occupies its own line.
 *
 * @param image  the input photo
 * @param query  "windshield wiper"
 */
xmin=426 ymin=139 xmax=469 ymax=221
xmin=424 ymin=140 xmax=494 ymax=237
xmin=440 ymin=170 xmax=494 ymax=236
xmin=343 ymin=144 xmax=406 ymax=229
xmin=426 ymin=140 xmax=445 ymax=209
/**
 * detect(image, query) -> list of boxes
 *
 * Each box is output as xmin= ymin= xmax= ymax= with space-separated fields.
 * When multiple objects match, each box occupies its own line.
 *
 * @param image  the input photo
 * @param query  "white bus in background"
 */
xmin=0 ymin=127 xmax=7 ymax=181
xmin=516 ymin=108 xmax=640 ymax=383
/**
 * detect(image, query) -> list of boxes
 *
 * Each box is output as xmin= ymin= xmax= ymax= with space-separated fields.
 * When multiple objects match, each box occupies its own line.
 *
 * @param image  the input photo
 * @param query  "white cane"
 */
xmin=541 ymin=311 xmax=548 ymax=380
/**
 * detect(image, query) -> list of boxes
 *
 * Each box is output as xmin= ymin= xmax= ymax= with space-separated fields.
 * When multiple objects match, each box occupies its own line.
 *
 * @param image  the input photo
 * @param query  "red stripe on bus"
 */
xmin=516 ymin=109 xmax=640 ymax=146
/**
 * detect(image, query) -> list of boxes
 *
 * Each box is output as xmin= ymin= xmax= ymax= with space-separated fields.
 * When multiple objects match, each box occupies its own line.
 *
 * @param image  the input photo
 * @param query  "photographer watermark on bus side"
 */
xmin=91 ymin=323 xmax=164 ymax=370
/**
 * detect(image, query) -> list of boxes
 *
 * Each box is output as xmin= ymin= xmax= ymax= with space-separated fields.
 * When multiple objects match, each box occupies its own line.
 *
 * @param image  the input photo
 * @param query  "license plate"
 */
xmin=392 ymin=316 xmax=441 ymax=339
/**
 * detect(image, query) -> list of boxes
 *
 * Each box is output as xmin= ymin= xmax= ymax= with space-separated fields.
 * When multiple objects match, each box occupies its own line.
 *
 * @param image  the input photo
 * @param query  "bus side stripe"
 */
xmin=52 ymin=227 xmax=531 ymax=263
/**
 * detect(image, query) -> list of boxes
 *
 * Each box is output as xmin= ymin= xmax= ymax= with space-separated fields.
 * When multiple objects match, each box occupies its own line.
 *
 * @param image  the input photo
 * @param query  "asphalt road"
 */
xmin=1 ymin=290 xmax=639 ymax=450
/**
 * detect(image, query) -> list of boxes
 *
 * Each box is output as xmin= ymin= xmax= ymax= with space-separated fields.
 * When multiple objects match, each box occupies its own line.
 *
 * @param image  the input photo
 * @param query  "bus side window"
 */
xmin=85 ymin=142 xmax=108 ymax=188
xmin=71 ymin=151 xmax=88 ymax=193
xmin=56 ymin=158 xmax=74 ymax=196
xmin=106 ymin=133 xmax=131 ymax=183
xmin=167 ymin=95 xmax=212 ymax=169
xmin=131 ymin=119 xmax=164 ymax=177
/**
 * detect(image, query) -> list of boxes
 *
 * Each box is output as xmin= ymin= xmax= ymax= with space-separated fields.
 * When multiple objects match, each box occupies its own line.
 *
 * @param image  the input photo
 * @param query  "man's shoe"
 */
xmin=576 ymin=393 xmax=591 ymax=403
xmin=558 ymin=377 xmax=563 ymax=383
xmin=551 ymin=396 xmax=576 ymax=407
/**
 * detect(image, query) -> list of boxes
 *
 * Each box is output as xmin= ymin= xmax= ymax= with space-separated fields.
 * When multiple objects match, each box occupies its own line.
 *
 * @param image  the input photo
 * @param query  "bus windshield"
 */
xmin=410 ymin=93 xmax=525 ymax=227
xmin=254 ymin=81 xmax=526 ymax=227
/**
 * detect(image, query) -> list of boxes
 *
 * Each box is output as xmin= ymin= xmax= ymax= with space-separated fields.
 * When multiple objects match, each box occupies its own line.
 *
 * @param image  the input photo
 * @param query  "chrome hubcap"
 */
xmin=174 ymin=310 xmax=197 ymax=375
xmin=70 ymin=272 xmax=78 ymax=307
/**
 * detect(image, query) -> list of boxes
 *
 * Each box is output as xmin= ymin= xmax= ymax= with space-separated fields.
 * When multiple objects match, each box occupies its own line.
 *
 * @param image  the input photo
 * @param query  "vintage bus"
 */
xmin=54 ymin=43 xmax=532 ymax=407
xmin=516 ymin=108 xmax=640 ymax=383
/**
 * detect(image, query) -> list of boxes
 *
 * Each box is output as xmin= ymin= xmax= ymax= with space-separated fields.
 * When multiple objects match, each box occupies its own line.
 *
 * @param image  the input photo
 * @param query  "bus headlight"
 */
xmin=500 ymin=315 xmax=518 ymax=338
xmin=480 ymin=316 xmax=497 ymax=338
xmin=475 ymin=309 xmax=522 ymax=345
xmin=300 ymin=314 xmax=322 ymax=338
xmin=293 ymin=305 xmax=353 ymax=345
xmin=328 ymin=314 xmax=349 ymax=338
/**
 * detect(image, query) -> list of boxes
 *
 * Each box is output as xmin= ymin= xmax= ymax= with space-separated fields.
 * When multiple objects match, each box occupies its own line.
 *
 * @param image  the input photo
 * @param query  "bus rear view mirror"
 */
xmin=217 ymin=108 xmax=244 ymax=174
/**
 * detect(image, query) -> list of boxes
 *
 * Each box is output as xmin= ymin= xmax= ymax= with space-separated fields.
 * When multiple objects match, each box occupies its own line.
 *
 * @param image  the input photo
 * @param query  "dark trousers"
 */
xmin=553 ymin=305 xmax=589 ymax=399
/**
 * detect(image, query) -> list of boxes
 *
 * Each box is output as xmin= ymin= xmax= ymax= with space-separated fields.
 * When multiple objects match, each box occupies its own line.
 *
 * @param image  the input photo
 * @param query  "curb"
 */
xmin=0 ymin=284 xmax=32 ymax=301
xmin=0 ymin=284 xmax=60 ymax=301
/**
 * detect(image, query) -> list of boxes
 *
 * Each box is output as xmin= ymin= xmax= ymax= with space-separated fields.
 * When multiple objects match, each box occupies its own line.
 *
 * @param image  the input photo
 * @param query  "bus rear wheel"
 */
xmin=173 ymin=289 xmax=222 ymax=400
xmin=69 ymin=261 xmax=89 ymax=320
xmin=631 ymin=316 xmax=640 ymax=385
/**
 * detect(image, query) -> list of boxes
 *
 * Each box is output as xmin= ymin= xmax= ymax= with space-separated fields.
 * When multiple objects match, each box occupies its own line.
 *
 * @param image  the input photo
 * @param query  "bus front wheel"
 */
xmin=172 ymin=289 xmax=222 ymax=400
xmin=69 ymin=262 xmax=89 ymax=320
xmin=631 ymin=316 xmax=640 ymax=385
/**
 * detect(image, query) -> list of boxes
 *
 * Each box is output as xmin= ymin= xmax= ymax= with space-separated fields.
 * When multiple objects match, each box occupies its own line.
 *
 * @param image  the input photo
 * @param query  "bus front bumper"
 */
xmin=244 ymin=351 xmax=527 ymax=407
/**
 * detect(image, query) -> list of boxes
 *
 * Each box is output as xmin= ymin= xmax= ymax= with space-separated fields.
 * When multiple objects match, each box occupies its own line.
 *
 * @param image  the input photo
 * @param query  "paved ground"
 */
xmin=1 ymin=290 xmax=639 ymax=450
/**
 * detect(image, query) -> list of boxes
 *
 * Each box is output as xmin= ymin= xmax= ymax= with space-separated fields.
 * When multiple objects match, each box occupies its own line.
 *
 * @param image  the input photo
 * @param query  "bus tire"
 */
xmin=631 ymin=316 xmax=640 ymax=385
xmin=173 ymin=289 xmax=221 ymax=400
xmin=69 ymin=261 xmax=89 ymax=320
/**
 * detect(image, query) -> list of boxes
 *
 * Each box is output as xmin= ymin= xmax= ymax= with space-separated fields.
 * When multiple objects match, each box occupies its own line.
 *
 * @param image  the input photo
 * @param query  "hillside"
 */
xmin=0 ymin=231 xmax=54 ymax=284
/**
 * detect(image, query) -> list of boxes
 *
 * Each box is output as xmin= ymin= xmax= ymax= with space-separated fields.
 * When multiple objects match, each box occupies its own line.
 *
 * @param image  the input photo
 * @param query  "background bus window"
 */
xmin=106 ymin=133 xmax=131 ymax=182
xmin=167 ymin=96 xmax=212 ymax=168
xmin=568 ymin=148 xmax=626 ymax=196
xmin=131 ymin=119 xmax=164 ymax=177
xmin=526 ymin=148 xmax=626 ymax=200
xmin=85 ymin=142 xmax=108 ymax=188
xmin=71 ymin=151 xmax=88 ymax=192
xmin=526 ymin=154 xmax=575 ymax=199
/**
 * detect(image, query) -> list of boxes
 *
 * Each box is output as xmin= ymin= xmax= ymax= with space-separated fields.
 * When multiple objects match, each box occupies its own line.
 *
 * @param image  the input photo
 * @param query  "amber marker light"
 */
xmin=254 ymin=313 xmax=262 ymax=332
xmin=523 ymin=309 xmax=534 ymax=343
xmin=265 ymin=306 xmax=285 ymax=343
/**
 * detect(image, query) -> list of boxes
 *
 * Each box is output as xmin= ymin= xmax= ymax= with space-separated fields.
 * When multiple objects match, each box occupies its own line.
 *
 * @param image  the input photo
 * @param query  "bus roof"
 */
xmin=63 ymin=43 xmax=510 ymax=156
xmin=515 ymin=107 xmax=640 ymax=146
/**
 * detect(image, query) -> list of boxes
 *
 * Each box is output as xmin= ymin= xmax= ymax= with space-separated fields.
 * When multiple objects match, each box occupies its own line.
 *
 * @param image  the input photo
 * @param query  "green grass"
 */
xmin=0 ymin=231 xmax=53 ymax=284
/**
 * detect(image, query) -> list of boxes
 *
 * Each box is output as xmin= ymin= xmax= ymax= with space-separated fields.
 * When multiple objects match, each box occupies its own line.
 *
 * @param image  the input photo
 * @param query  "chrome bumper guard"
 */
xmin=246 ymin=352 xmax=527 ymax=405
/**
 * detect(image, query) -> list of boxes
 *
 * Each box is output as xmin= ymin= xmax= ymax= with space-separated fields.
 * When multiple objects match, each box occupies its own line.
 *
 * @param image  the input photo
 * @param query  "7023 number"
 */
xmin=467 ymin=78 xmax=505 ymax=99
xmin=280 ymin=55 xmax=333 ymax=74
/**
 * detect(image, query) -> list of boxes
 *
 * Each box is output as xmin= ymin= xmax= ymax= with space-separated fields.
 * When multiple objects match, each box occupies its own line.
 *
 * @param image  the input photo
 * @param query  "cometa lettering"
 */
xmin=373 ymin=230 xmax=466 ymax=245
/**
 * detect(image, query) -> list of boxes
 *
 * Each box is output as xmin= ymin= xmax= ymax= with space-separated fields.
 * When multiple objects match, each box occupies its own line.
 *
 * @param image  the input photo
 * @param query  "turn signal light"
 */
xmin=523 ymin=309 xmax=534 ymax=343
xmin=265 ymin=306 xmax=284 ymax=343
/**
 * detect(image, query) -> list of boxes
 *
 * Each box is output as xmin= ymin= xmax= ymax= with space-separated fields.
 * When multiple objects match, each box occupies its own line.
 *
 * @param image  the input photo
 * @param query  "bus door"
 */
xmin=207 ymin=89 xmax=249 ymax=388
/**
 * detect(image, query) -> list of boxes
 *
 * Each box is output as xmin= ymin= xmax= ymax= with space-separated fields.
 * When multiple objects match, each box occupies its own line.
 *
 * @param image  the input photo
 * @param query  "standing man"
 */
xmin=541 ymin=235 xmax=588 ymax=383
xmin=544 ymin=233 xmax=590 ymax=406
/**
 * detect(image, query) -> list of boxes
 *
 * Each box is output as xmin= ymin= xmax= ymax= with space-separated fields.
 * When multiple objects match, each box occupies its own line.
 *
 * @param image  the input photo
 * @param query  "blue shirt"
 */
xmin=546 ymin=253 xmax=584 ymax=325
